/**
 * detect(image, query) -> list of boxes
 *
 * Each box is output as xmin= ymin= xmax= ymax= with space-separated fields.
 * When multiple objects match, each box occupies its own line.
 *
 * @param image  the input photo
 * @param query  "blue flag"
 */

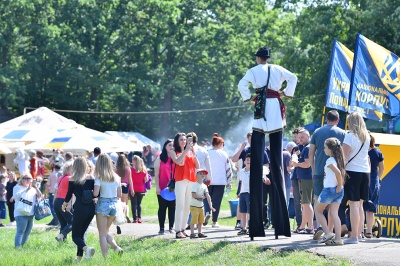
xmin=325 ymin=39 xmax=383 ymax=121
xmin=349 ymin=34 xmax=400 ymax=116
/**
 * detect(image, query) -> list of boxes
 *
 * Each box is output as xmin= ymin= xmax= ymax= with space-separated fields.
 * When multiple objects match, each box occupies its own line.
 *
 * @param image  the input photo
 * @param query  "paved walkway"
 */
xmin=110 ymin=216 xmax=400 ymax=266
xmin=8 ymin=214 xmax=399 ymax=266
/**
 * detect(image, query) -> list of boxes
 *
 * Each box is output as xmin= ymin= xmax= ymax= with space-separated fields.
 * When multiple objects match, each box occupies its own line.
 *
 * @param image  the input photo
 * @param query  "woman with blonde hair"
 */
xmin=62 ymin=157 xmax=96 ymax=261
xmin=130 ymin=155 xmax=148 ymax=223
xmin=12 ymin=173 xmax=41 ymax=247
xmin=54 ymin=161 xmax=74 ymax=242
xmin=341 ymin=112 xmax=370 ymax=244
xmin=93 ymin=154 xmax=123 ymax=257
xmin=116 ymin=154 xmax=134 ymax=222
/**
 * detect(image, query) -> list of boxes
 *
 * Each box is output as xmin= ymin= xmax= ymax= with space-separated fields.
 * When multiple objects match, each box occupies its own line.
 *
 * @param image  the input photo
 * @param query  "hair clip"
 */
xmin=335 ymin=139 xmax=341 ymax=146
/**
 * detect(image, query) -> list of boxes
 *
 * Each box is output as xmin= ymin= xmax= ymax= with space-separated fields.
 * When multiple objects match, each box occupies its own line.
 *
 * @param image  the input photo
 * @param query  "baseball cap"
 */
xmin=196 ymin=169 xmax=208 ymax=175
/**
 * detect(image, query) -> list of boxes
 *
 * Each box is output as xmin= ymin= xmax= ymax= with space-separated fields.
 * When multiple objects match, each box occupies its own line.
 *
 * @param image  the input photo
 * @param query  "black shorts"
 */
xmin=121 ymin=185 xmax=129 ymax=194
xmin=344 ymin=171 xmax=369 ymax=201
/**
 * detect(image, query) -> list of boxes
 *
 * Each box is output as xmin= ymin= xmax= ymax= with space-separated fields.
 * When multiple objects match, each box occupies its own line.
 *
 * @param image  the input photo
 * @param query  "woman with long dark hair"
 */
xmin=116 ymin=154 xmax=134 ymax=222
xmin=168 ymin=133 xmax=199 ymax=238
xmin=154 ymin=139 xmax=176 ymax=234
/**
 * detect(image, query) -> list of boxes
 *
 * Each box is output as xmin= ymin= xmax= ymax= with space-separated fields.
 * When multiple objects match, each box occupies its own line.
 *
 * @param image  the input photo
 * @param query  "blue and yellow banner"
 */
xmin=349 ymin=34 xmax=400 ymax=116
xmin=325 ymin=39 xmax=383 ymax=121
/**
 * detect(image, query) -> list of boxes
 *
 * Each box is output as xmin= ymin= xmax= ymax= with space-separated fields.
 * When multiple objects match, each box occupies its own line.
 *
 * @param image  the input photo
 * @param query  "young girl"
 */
xmin=130 ymin=155 xmax=148 ymax=223
xmin=315 ymin=137 xmax=346 ymax=245
xmin=116 ymin=154 xmax=134 ymax=222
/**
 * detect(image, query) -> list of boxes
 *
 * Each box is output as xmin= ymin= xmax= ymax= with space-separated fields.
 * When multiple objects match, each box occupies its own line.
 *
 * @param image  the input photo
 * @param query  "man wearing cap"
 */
xmin=238 ymin=46 xmax=297 ymax=239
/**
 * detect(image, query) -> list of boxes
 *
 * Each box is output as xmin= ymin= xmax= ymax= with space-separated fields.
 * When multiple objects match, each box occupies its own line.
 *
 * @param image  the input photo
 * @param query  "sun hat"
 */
xmin=160 ymin=188 xmax=176 ymax=201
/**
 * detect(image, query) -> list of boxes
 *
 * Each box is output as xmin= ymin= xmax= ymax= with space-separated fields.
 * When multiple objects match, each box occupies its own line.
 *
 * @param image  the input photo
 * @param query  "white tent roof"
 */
xmin=24 ymin=125 xmax=142 ymax=156
xmin=0 ymin=107 xmax=78 ymax=130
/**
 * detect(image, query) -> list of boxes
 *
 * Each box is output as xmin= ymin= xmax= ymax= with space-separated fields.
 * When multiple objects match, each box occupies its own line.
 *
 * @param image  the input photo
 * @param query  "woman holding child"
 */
xmin=169 ymin=133 xmax=199 ymax=239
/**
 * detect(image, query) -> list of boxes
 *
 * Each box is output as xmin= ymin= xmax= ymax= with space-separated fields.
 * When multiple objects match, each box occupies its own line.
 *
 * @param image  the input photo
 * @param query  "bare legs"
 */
xmin=96 ymin=214 xmax=119 ymax=258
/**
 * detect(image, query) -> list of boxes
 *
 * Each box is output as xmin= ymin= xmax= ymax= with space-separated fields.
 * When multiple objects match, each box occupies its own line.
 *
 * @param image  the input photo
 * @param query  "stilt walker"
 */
xmin=238 ymin=46 xmax=298 ymax=239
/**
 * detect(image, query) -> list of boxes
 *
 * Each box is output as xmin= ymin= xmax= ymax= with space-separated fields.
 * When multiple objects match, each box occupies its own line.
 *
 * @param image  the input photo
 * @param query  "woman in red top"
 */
xmin=29 ymin=150 xmax=37 ymax=179
xmin=154 ymin=139 xmax=176 ymax=234
xmin=54 ymin=161 xmax=74 ymax=242
xmin=116 ymin=154 xmax=134 ymax=222
xmin=130 ymin=155 xmax=148 ymax=223
xmin=168 ymin=133 xmax=199 ymax=238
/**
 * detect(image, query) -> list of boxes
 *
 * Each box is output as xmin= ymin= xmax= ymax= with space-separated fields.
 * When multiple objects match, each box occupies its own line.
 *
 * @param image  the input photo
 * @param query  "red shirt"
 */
xmin=130 ymin=168 xmax=146 ymax=193
xmin=174 ymin=152 xmax=196 ymax=182
xmin=56 ymin=175 xmax=71 ymax=199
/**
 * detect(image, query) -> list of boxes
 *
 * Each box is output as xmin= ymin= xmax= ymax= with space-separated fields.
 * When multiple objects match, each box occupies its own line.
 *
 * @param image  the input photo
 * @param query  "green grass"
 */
xmin=0 ymin=228 xmax=351 ymax=266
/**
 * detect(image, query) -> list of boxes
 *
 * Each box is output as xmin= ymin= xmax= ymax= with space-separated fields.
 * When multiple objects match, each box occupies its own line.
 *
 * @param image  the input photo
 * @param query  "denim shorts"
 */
xmin=318 ymin=187 xmax=344 ymax=204
xmin=96 ymin=197 xmax=118 ymax=216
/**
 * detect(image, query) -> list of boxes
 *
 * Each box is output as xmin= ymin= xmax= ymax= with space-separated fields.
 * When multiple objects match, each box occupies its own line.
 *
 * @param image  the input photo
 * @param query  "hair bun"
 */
xmin=213 ymin=133 xmax=219 ymax=137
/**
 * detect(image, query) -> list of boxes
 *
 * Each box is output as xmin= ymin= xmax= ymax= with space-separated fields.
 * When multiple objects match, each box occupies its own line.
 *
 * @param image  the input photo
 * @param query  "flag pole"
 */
xmin=321 ymin=106 xmax=326 ymax=126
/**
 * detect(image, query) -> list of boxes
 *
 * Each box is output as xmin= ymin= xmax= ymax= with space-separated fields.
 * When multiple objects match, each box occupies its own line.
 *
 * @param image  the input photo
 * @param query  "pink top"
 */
xmin=159 ymin=157 xmax=175 ymax=190
xmin=56 ymin=175 xmax=71 ymax=199
xmin=131 ymin=168 xmax=146 ymax=193
xmin=116 ymin=168 xmax=130 ymax=185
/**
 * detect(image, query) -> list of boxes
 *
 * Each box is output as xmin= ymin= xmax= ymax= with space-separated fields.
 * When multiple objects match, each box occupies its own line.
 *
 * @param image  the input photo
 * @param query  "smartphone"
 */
xmin=187 ymin=137 xmax=193 ymax=142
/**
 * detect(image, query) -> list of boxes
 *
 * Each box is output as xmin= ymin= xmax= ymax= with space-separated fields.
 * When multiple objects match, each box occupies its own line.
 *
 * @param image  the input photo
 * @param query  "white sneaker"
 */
xmin=85 ymin=247 xmax=95 ymax=259
xmin=212 ymin=222 xmax=219 ymax=228
xmin=7 ymin=221 xmax=16 ymax=226
xmin=114 ymin=246 xmax=123 ymax=255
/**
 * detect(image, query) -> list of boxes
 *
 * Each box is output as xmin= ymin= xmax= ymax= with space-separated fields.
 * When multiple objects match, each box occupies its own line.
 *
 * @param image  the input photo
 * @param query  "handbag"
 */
xmin=34 ymin=199 xmax=51 ymax=220
xmin=16 ymin=190 xmax=34 ymax=215
xmin=167 ymin=159 xmax=175 ymax=192
xmin=81 ymin=185 xmax=93 ymax=204
xmin=113 ymin=200 xmax=126 ymax=225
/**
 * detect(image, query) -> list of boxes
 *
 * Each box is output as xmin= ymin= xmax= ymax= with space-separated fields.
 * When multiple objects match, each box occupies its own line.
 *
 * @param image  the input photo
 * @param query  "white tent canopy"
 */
xmin=24 ymin=125 xmax=142 ymax=156
xmin=0 ymin=107 xmax=78 ymax=130
xmin=0 ymin=125 xmax=60 ymax=143
xmin=105 ymin=131 xmax=160 ymax=150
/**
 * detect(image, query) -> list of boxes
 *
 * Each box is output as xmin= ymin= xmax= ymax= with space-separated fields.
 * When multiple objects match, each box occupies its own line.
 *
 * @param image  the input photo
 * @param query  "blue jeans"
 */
xmin=48 ymin=193 xmax=57 ymax=223
xmin=15 ymin=215 xmax=34 ymax=247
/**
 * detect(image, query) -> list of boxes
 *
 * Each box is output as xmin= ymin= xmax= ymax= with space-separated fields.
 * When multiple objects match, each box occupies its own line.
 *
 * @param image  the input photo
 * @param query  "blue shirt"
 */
xmin=291 ymin=144 xmax=303 ymax=180
xmin=296 ymin=144 xmax=312 ymax=180
xmin=239 ymin=146 xmax=270 ymax=168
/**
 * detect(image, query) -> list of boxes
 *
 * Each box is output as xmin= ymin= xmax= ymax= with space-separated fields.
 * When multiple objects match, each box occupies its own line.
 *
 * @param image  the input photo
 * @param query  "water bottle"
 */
xmin=224 ymin=188 xmax=231 ymax=197
xmin=291 ymin=154 xmax=298 ymax=163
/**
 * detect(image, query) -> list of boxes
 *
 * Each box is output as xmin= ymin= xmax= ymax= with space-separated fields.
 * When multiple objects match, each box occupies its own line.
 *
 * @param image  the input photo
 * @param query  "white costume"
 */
xmin=238 ymin=64 xmax=297 ymax=133
xmin=14 ymin=148 xmax=30 ymax=175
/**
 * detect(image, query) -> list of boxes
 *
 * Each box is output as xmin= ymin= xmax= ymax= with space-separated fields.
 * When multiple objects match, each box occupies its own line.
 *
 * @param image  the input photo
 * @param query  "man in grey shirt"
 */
xmin=309 ymin=110 xmax=345 ymax=239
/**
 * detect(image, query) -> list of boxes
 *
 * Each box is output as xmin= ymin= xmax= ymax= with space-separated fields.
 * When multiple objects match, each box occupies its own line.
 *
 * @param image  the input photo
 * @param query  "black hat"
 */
xmin=254 ymin=46 xmax=270 ymax=58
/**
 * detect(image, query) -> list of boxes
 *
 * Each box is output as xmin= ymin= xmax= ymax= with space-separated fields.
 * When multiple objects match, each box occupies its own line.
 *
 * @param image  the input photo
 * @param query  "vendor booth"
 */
xmin=371 ymin=133 xmax=400 ymax=238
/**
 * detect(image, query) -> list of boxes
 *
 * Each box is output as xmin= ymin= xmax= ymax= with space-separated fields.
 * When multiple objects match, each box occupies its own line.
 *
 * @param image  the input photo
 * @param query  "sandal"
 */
xmin=297 ymin=228 xmax=313 ymax=234
xmin=365 ymin=232 xmax=373 ymax=238
xmin=176 ymin=232 xmax=185 ymax=239
xmin=190 ymin=233 xmax=198 ymax=239
xmin=294 ymin=228 xmax=305 ymax=234
xmin=181 ymin=230 xmax=189 ymax=237
xmin=198 ymin=233 xmax=207 ymax=238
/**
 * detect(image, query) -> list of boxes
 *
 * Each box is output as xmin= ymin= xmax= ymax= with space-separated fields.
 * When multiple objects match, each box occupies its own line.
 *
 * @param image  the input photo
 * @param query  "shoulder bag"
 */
xmin=81 ymin=183 xmax=93 ymax=204
xmin=34 ymin=198 xmax=51 ymax=220
xmin=167 ymin=159 xmax=176 ymax=192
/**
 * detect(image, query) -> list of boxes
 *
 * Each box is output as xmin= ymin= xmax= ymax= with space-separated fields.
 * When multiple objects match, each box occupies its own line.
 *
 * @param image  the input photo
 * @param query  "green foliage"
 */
xmin=1 ymin=0 xmax=398 ymax=140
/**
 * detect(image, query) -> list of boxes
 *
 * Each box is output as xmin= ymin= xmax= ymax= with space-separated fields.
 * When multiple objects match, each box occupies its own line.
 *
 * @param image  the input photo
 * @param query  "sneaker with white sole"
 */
xmin=318 ymin=232 xmax=335 ymax=243
xmin=85 ymin=247 xmax=95 ymax=259
xmin=203 ymin=213 xmax=211 ymax=226
xmin=325 ymin=238 xmax=344 ymax=245
xmin=212 ymin=222 xmax=219 ymax=228
xmin=7 ymin=221 xmax=16 ymax=226
xmin=313 ymin=227 xmax=324 ymax=240
xmin=114 ymin=246 xmax=123 ymax=255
